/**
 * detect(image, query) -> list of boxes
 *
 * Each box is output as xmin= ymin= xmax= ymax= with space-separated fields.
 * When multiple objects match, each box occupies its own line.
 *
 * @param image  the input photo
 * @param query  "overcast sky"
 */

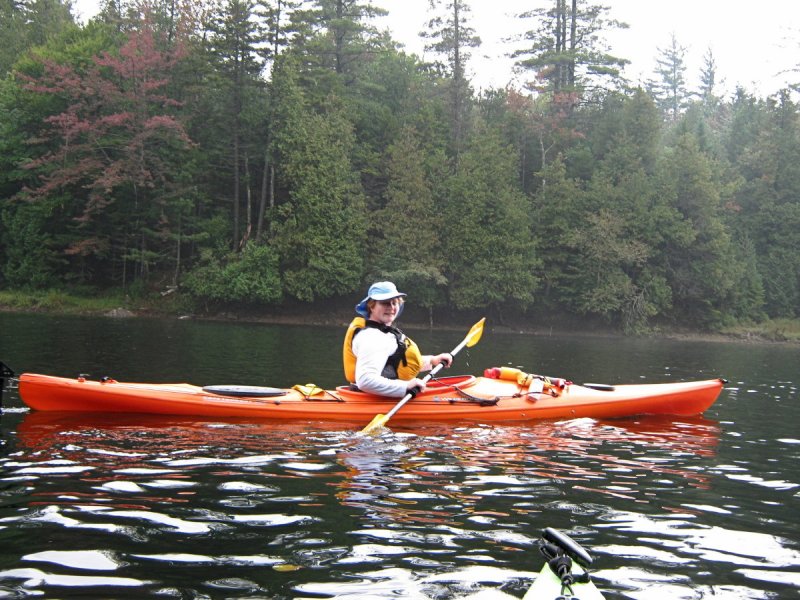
xmin=375 ymin=0 xmax=799 ymax=97
xmin=73 ymin=0 xmax=799 ymax=97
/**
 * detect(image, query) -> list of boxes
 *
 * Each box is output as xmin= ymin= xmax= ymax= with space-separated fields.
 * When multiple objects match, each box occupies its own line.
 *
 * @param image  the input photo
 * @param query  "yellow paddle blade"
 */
xmin=361 ymin=413 xmax=389 ymax=435
xmin=466 ymin=317 xmax=486 ymax=347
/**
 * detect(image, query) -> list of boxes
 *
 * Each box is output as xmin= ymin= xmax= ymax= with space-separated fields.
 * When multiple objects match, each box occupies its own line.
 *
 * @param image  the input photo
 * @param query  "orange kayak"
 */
xmin=16 ymin=368 xmax=725 ymax=423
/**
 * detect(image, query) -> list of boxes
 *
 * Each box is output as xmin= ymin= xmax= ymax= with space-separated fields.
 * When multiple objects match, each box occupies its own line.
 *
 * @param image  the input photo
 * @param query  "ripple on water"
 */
xmin=0 ymin=568 xmax=148 ymax=588
xmin=2 ymin=385 xmax=797 ymax=600
xmin=22 ymin=549 xmax=120 ymax=570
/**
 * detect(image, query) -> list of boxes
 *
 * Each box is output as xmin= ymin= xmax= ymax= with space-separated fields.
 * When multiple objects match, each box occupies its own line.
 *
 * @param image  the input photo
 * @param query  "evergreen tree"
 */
xmin=269 ymin=57 xmax=367 ymax=301
xmin=655 ymin=132 xmax=743 ymax=326
xmin=289 ymin=0 xmax=388 ymax=95
xmin=252 ymin=0 xmax=302 ymax=241
xmin=206 ymin=0 xmax=267 ymax=250
xmin=698 ymin=47 xmax=719 ymax=107
xmin=513 ymin=0 xmax=628 ymax=97
xmin=441 ymin=124 xmax=539 ymax=317
xmin=371 ymin=126 xmax=448 ymax=324
xmin=421 ymin=0 xmax=481 ymax=157
xmin=729 ymin=91 xmax=800 ymax=317
xmin=343 ymin=48 xmax=446 ymax=203
xmin=0 ymin=0 xmax=75 ymax=77
xmin=571 ymin=91 xmax=671 ymax=330
xmin=648 ymin=33 xmax=689 ymax=121
xmin=530 ymin=155 xmax=586 ymax=310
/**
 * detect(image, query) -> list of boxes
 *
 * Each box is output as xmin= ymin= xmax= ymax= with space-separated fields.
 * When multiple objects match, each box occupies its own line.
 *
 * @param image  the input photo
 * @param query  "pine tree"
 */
xmin=698 ymin=47 xmax=719 ymax=106
xmin=206 ymin=0 xmax=267 ymax=250
xmin=648 ymin=33 xmax=689 ymax=121
xmin=513 ymin=0 xmax=628 ymax=97
xmin=421 ymin=0 xmax=481 ymax=157
xmin=441 ymin=123 xmax=539 ymax=315
xmin=289 ymin=0 xmax=388 ymax=91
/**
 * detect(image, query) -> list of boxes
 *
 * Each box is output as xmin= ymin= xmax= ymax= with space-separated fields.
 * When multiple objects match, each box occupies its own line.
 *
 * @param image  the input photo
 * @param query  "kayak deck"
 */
xmin=16 ymin=371 xmax=725 ymax=423
xmin=524 ymin=562 xmax=604 ymax=600
xmin=524 ymin=527 xmax=605 ymax=599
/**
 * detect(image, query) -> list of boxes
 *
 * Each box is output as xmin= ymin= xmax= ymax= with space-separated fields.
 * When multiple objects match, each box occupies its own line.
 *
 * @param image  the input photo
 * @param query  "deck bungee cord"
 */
xmin=524 ymin=528 xmax=605 ymax=600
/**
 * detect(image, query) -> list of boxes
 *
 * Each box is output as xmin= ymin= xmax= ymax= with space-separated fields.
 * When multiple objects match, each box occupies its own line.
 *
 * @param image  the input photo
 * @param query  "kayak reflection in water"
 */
xmin=342 ymin=281 xmax=452 ymax=398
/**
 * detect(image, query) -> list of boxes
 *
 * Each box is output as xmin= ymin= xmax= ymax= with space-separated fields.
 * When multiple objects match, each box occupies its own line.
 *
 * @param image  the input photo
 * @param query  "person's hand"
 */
xmin=433 ymin=353 xmax=453 ymax=368
xmin=406 ymin=377 xmax=426 ymax=395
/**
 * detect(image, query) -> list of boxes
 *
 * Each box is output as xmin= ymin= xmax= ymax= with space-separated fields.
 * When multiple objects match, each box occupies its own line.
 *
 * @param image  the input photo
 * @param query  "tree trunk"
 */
xmin=569 ymin=0 xmax=577 ymax=87
xmin=555 ymin=0 xmax=565 ymax=91
xmin=452 ymin=0 xmax=463 ymax=159
xmin=334 ymin=0 xmax=344 ymax=74
xmin=173 ymin=212 xmax=181 ymax=287
xmin=242 ymin=152 xmax=252 ymax=248
xmin=257 ymin=147 xmax=268 ymax=241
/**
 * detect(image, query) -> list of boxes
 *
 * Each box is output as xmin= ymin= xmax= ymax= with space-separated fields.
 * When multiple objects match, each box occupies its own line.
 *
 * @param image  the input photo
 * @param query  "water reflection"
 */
xmin=337 ymin=417 xmax=721 ymax=521
xmin=3 ymin=315 xmax=800 ymax=600
xmin=0 ymin=383 xmax=800 ymax=599
xmin=3 ymin=410 xmax=731 ymax=598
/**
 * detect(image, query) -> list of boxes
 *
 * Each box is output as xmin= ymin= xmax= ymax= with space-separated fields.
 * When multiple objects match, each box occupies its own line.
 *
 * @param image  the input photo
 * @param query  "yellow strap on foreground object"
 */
xmin=292 ymin=383 xmax=324 ymax=396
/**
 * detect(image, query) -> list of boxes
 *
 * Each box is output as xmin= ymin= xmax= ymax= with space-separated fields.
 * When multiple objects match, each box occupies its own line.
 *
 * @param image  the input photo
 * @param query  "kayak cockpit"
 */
xmin=334 ymin=374 xmax=478 ymax=397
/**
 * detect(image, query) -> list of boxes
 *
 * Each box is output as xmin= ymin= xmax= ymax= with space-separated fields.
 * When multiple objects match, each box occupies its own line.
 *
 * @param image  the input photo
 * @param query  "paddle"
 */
xmin=360 ymin=317 xmax=486 ymax=435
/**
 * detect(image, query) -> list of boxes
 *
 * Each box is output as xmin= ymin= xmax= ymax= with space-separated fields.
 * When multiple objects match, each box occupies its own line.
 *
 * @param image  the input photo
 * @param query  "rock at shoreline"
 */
xmin=105 ymin=308 xmax=135 ymax=318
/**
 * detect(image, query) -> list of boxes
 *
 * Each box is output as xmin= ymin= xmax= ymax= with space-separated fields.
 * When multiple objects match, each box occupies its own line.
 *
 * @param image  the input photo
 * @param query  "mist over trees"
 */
xmin=1 ymin=0 xmax=798 ymax=332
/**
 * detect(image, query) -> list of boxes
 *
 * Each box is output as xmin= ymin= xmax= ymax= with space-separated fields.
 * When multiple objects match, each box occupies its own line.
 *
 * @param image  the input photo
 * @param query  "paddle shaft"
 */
xmin=381 ymin=323 xmax=480 ymax=422
xmin=360 ymin=317 xmax=485 ymax=434
xmin=381 ymin=363 xmax=442 ymax=422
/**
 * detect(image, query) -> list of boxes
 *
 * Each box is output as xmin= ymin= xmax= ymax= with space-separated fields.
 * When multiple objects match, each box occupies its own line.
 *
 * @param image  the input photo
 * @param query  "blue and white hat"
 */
xmin=355 ymin=281 xmax=407 ymax=318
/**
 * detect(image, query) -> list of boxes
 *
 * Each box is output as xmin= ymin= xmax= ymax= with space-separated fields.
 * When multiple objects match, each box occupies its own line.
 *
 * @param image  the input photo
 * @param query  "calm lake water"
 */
xmin=0 ymin=312 xmax=798 ymax=599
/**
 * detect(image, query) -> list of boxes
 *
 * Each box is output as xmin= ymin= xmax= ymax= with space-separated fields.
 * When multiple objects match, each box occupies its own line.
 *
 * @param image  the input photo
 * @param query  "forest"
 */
xmin=1 ymin=0 xmax=798 ymax=333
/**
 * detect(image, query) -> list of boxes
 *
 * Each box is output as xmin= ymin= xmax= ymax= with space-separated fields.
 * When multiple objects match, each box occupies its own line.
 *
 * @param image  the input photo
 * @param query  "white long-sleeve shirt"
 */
xmin=352 ymin=327 xmax=432 ymax=397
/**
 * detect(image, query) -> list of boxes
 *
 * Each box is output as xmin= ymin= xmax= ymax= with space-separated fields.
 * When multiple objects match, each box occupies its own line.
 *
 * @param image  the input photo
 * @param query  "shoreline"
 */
xmin=2 ymin=302 xmax=795 ymax=346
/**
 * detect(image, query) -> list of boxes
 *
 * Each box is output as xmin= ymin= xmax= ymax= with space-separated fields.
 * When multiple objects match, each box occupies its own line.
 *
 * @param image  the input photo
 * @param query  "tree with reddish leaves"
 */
xmin=17 ymin=20 xmax=195 ymax=286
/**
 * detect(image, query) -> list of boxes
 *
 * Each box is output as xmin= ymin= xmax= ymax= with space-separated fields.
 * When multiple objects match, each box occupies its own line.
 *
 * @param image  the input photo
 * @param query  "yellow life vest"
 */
xmin=342 ymin=317 xmax=424 ymax=383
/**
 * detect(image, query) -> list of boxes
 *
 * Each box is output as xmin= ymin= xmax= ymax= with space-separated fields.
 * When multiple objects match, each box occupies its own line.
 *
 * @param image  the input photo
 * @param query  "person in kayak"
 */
xmin=343 ymin=281 xmax=452 ymax=397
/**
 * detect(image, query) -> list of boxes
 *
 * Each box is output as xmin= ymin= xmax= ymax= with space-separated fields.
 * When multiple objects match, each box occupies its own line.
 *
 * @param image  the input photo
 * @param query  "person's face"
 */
xmin=368 ymin=297 xmax=403 ymax=326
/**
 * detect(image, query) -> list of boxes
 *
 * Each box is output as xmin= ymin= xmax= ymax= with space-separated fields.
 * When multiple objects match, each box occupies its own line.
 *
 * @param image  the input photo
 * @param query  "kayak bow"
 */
xmin=525 ymin=528 xmax=604 ymax=599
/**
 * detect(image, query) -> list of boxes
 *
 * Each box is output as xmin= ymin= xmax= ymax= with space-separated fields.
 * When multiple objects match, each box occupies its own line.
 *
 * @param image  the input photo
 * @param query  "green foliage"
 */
xmin=342 ymin=49 xmax=446 ymax=195
xmin=654 ymin=132 xmax=746 ymax=327
xmin=567 ymin=208 xmax=651 ymax=321
xmin=0 ymin=201 xmax=62 ymax=288
xmin=531 ymin=156 xmax=586 ymax=306
xmin=371 ymin=126 xmax=448 ymax=314
xmin=722 ymin=318 xmax=800 ymax=343
xmin=513 ymin=0 xmax=628 ymax=94
xmin=205 ymin=0 xmax=269 ymax=249
xmin=0 ymin=0 xmax=76 ymax=77
xmin=182 ymin=243 xmax=283 ymax=305
xmin=269 ymin=57 xmax=367 ymax=301
xmin=1 ymin=2 xmax=798 ymax=335
xmin=441 ymin=125 xmax=539 ymax=311
xmin=648 ymin=34 xmax=690 ymax=120
xmin=0 ymin=287 xmax=129 ymax=313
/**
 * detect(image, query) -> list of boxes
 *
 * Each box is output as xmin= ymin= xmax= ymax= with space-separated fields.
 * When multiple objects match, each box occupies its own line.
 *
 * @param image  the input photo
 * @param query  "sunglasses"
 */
xmin=376 ymin=298 xmax=404 ymax=308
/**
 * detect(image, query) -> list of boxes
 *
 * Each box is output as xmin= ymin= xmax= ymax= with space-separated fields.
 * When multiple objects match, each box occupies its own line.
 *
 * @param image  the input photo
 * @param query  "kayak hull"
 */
xmin=17 ymin=371 xmax=725 ymax=424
